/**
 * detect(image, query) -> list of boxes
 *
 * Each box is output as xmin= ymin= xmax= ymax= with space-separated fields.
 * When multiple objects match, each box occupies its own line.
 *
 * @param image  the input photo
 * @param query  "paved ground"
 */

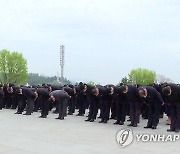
xmin=0 ymin=109 xmax=179 ymax=154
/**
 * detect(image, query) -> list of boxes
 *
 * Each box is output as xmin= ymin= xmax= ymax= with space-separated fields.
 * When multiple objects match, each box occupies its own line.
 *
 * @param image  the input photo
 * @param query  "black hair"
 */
xmin=162 ymin=86 xmax=171 ymax=96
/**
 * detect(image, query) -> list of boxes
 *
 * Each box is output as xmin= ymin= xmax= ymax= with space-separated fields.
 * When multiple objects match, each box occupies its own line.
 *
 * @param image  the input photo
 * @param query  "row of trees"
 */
xmin=0 ymin=49 xmax=71 ymax=85
xmin=0 ymin=49 xmax=173 ymax=86
xmin=28 ymin=73 xmax=71 ymax=85
xmin=120 ymin=68 xmax=173 ymax=85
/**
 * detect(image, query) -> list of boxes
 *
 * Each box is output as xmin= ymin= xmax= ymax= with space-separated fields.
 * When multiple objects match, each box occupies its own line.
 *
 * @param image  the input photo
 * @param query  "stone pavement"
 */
xmin=0 ymin=109 xmax=179 ymax=154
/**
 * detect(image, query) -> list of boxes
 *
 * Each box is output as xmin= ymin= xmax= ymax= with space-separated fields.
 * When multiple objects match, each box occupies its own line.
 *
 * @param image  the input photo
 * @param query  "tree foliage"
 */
xmin=129 ymin=68 xmax=156 ymax=85
xmin=28 ymin=73 xmax=71 ymax=85
xmin=0 ymin=49 xmax=28 ymax=85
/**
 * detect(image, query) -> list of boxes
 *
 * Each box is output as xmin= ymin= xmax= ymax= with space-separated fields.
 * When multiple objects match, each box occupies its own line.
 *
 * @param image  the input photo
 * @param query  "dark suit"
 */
xmin=144 ymin=86 xmax=164 ymax=127
xmin=165 ymin=84 xmax=180 ymax=130
xmin=50 ymin=90 xmax=70 ymax=119
xmin=127 ymin=85 xmax=142 ymax=126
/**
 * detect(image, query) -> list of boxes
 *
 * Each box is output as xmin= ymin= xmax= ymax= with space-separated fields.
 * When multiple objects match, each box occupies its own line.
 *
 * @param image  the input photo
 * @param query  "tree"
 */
xmin=0 ymin=49 xmax=28 ymax=85
xmin=156 ymin=74 xmax=174 ymax=84
xmin=129 ymin=68 xmax=156 ymax=85
xmin=27 ymin=73 xmax=71 ymax=85
xmin=87 ymin=81 xmax=100 ymax=86
xmin=119 ymin=76 xmax=130 ymax=85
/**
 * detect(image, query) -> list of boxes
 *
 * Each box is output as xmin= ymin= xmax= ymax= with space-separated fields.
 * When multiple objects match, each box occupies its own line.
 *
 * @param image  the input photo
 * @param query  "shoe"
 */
xmin=110 ymin=117 xmax=114 ymax=120
xmin=133 ymin=124 xmax=138 ymax=127
xmin=144 ymin=126 xmax=152 ymax=129
xmin=99 ymin=120 xmax=104 ymax=123
xmin=85 ymin=119 xmax=91 ymax=122
xmin=60 ymin=117 xmax=64 ymax=120
xmin=167 ymin=129 xmax=175 ymax=132
xmin=152 ymin=126 xmax=157 ymax=129
xmin=97 ymin=116 xmax=101 ymax=119
xmin=55 ymin=117 xmax=61 ymax=119
xmin=128 ymin=123 xmax=133 ymax=126
xmin=119 ymin=122 xmax=124 ymax=125
xmin=103 ymin=120 xmax=108 ymax=123
xmin=15 ymin=112 xmax=22 ymax=114
xmin=166 ymin=123 xmax=171 ymax=125
xmin=90 ymin=119 xmax=94 ymax=122
xmin=68 ymin=113 xmax=73 ymax=115
xmin=23 ymin=113 xmax=31 ymax=115
xmin=127 ymin=119 xmax=131 ymax=122
xmin=113 ymin=121 xmax=120 ymax=125
xmin=40 ymin=115 xmax=47 ymax=118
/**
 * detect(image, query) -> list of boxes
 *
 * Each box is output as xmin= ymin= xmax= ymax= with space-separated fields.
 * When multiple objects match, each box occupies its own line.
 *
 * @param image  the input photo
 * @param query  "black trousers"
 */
xmin=68 ymin=96 xmax=76 ymax=114
xmin=41 ymin=99 xmax=50 ymax=116
xmin=88 ymin=97 xmax=99 ymax=120
xmin=17 ymin=100 xmax=27 ymax=113
xmin=25 ymin=98 xmax=34 ymax=114
xmin=101 ymin=100 xmax=111 ymax=121
xmin=147 ymin=103 xmax=161 ymax=127
xmin=0 ymin=97 xmax=4 ymax=109
xmin=170 ymin=103 xmax=180 ymax=130
xmin=116 ymin=101 xmax=127 ymax=123
xmin=34 ymin=97 xmax=42 ymax=112
xmin=78 ymin=95 xmax=87 ymax=115
xmin=110 ymin=101 xmax=116 ymax=119
xmin=58 ymin=98 xmax=68 ymax=118
xmin=129 ymin=102 xmax=142 ymax=125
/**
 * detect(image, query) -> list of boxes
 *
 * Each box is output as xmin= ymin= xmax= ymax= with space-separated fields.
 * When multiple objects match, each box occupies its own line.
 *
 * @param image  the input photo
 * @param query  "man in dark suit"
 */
xmin=98 ymin=86 xmax=114 ymax=123
xmin=49 ymin=90 xmax=71 ymax=120
xmin=113 ymin=86 xmax=128 ymax=125
xmin=37 ymin=87 xmax=51 ymax=118
xmin=122 ymin=85 xmax=142 ymax=127
xmin=139 ymin=86 xmax=164 ymax=129
xmin=23 ymin=88 xmax=38 ymax=115
xmin=162 ymin=84 xmax=180 ymax=132
xmin=85 ymin=87 xmax=99 ymax=122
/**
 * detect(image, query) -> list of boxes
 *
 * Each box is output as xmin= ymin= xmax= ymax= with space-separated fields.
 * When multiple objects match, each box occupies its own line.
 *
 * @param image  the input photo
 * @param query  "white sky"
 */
xmin=0 ymin=0 xmax=180 ymax=84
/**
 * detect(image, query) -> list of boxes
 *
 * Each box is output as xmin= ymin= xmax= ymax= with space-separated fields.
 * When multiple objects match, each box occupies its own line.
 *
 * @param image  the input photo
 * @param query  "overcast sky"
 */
xmin=0 ymin=0 xmax=180 ymax=84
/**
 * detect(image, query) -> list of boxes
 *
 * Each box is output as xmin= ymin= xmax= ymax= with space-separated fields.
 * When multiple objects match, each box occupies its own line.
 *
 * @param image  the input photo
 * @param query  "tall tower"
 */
xmin=60 ymin=45 xmax=65 ymax=81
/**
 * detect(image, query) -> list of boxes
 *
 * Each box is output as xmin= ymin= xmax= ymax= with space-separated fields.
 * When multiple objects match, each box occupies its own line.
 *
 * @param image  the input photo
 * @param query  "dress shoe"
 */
xmin=60 ymin=117 xmax=64 ymax=120
xmin=167 ymin=129 xmax=175 ymax=132
xmin=152 ymin=126 xmax=157 ymax=129
xmin=90 ymin=119 xmax=94 ymax=122
xmin=133 ymin=124 xmax=138 ymax=127
xmin=68 ymin=112 xmax=73 ymax=115
xmin=144 ymin=126 xmax=152 ymax=129
xmin=127 ymin=119 xmax=131 ymax=122
xmin=113 ymin=121 xmax=120 ymax=125
xmin=55 ymin=117 xmax=61 ymax=119
xmin=85 ymin=119 xmax=91 ymax=122
xmin=23 ymin=113 xmax=31 ymax=115
xmin=99 ymin=120 xmax=104 ymax=123
xmin=103 ymin=120 xmax=108 ymax=123
xmin=15 ymin=112 xmax=22 ymax=114
xmin=119 ymin=122 xmax=124 ymax=125
xmin=40 ymin=115 xmax=47 ymax=118
xmin=128 ymin=123 xmax=133 ymax=126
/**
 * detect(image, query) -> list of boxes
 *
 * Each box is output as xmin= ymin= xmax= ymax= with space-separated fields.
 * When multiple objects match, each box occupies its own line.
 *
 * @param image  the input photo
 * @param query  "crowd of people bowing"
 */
xmin=0 ymin=82 xmax=180 ymax=132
